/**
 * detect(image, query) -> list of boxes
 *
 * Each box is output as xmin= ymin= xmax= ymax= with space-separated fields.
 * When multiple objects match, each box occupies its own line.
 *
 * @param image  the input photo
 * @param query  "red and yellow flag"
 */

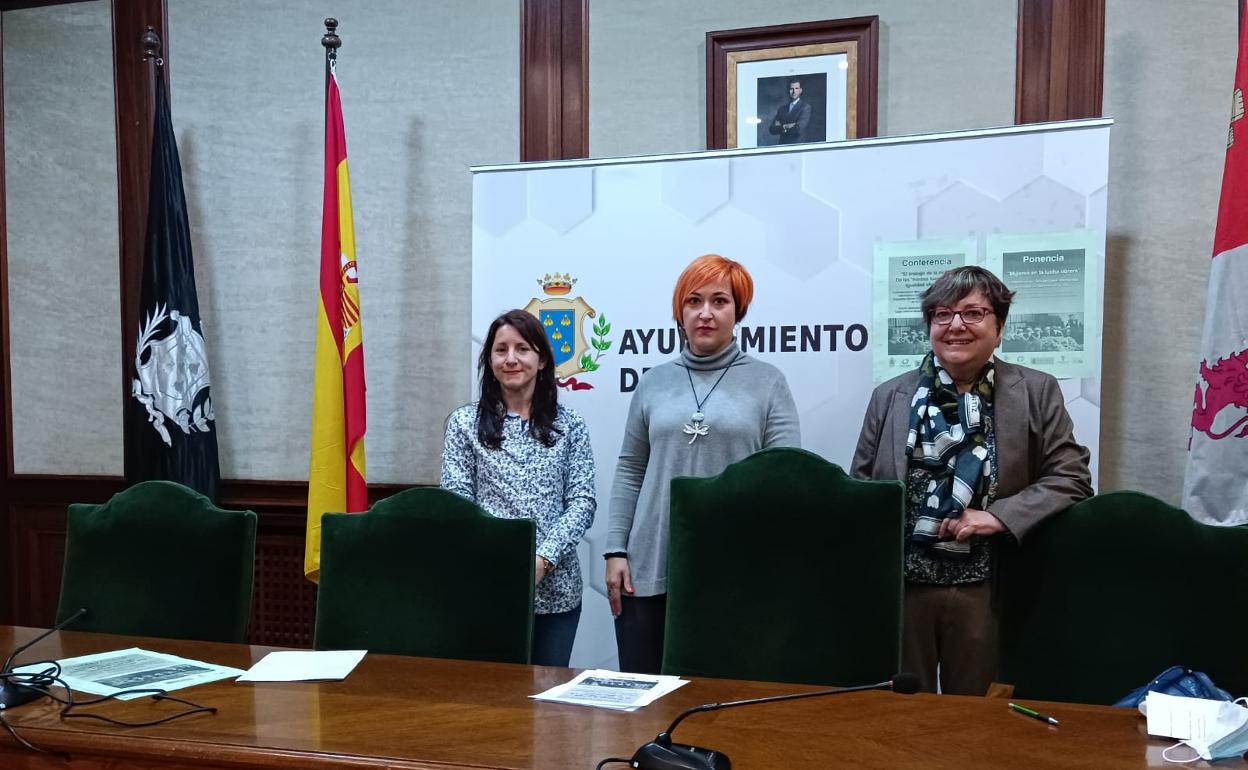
xmin=306 ymin=71 xmax=367 ymax=580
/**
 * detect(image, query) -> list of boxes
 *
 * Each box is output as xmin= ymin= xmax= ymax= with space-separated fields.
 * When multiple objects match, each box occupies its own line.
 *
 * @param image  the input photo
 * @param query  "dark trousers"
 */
xmin=902 ymin=581 xmax=999 ymax=696
xmin=614 ymin=594 xmax=666 ymax=674
xmin=532 ymin=605 xmax=581 ymax=667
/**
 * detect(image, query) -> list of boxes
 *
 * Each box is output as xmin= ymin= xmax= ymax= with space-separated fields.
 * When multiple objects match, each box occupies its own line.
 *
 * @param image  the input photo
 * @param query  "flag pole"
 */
xmin=320 ymin=15 xmax=341 ymax=320
xmin=141 ymin=26 xmax=162 ymax=118
xmin=141 ymin=26 xmax=162 ymax=66
xmin=322 ymin=18 xmax=340 ymax=103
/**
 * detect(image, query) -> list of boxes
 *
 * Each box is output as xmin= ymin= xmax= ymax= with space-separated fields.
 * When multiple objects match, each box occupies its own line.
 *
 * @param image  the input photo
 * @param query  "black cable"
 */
xmin=41 ymin=681 xmax=218 ymax=725
xmin=0 ymin=710 xmax=67 ymax=758
xmin=61 ymin=689 xmax=217 ymax=727
xmin=594 ymin=758 xmax=632 ymax=769
xmin=1 ymin=660 xmax=63 ymax=691
xmin=0 ymin=661 xmax=68 ymax=757
xmin=0 ymin=658 xmax=63 ymax=713
xmin=0 ymin=660 xmax=217 ymax=753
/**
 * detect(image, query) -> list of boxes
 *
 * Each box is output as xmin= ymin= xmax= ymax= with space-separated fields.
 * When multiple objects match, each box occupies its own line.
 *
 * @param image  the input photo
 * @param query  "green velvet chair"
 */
xmin=56 ymin=480 xmax=257 ymax=643
xmin=314 ymin=487 xmax=535 ymax=663
xmin=663 ymin=447 xmax=905 ymax=687
xmin=998 ymin=491 xmax=1248 ymax=704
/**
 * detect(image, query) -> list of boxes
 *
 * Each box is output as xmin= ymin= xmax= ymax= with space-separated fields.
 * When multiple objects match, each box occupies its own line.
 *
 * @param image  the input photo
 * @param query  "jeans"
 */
xmin=532 ymin=605 xmax=581 ymax=667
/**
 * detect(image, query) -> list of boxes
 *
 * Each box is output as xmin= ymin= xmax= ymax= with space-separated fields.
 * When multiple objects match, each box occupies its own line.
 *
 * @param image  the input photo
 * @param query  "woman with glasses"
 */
xmin=851 ymin=266 xmax=1091 ymax=695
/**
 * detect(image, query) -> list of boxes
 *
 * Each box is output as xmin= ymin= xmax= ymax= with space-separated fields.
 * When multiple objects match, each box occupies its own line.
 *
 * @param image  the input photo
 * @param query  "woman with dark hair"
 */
xmin=852 ymin=266 xmax=1092 ymax=695
xmin=604 ymin=254 xmax=801 ymax=673
xmin=440 ymin=309 xmax=596 ymax=666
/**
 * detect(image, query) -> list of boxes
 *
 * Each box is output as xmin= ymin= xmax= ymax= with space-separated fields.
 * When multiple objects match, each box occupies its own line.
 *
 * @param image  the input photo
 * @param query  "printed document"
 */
xmin=531 ymin=669 xmax=687 ymax=711
xmin=14 ymin=647 xmax=243 ymax=700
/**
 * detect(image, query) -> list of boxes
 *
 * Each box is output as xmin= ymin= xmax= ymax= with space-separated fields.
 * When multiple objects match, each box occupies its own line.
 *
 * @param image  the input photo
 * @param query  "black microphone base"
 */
xmin=630 ymin=739 xmax=731 ymax=770
xmin=0 ymin=681 xmax=44 ymax=710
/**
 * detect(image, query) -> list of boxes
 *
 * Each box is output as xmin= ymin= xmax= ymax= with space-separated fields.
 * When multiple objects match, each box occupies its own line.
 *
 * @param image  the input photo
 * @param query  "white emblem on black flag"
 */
xmin=132 ymin=303 xmax=215 ymax=446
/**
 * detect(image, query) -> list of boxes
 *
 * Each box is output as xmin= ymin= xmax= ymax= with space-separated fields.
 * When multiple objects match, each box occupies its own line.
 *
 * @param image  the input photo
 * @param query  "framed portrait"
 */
xmin=706 ymin=17 xmax=879 ymax=150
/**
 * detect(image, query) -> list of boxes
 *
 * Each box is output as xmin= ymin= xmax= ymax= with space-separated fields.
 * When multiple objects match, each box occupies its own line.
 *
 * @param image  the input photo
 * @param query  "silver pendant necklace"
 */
xmin=683 ymin=351 xmax=740 ymax=444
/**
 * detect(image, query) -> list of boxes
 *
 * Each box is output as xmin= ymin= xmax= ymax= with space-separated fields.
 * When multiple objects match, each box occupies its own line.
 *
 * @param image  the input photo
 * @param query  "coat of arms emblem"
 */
xmin=131 ymin=303 xmax=215 ymax=445
xmin=523 ymin=273 xmax=611 ymax=390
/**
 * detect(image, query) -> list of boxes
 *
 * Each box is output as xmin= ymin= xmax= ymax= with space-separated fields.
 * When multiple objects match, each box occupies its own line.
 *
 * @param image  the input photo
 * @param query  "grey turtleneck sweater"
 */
xmin=606 ymin=341 xmax=801 ymax=596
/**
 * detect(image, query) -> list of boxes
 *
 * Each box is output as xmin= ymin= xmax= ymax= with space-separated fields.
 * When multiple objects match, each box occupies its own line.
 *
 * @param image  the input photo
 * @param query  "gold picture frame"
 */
xmin=707 ymin=18 xmax=879 ymax=150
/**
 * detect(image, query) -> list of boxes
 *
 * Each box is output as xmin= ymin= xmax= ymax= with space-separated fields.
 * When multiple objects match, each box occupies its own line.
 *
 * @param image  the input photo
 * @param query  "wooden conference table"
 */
xmin=0 ymin=626 xmax=1240 ymax=769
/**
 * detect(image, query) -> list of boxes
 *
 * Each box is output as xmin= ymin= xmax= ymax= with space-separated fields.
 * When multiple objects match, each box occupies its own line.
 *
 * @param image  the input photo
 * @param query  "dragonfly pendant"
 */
xmin=683 ymin=417 xmax=709 ymax=444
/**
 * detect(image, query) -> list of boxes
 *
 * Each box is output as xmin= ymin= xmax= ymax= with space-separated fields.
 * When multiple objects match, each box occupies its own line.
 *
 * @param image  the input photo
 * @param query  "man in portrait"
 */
xmin=769 ymin=78 xmax=813 ymax=144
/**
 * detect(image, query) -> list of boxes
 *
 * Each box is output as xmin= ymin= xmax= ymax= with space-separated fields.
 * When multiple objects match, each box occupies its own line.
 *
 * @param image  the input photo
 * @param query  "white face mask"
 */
xmin=1164 ymin=698 xmax=1248 ymax=763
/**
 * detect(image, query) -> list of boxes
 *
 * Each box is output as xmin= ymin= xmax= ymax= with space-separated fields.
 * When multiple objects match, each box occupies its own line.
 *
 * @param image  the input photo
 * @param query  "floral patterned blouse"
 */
xmin=440 ymin=403 xmax=596 ymax=614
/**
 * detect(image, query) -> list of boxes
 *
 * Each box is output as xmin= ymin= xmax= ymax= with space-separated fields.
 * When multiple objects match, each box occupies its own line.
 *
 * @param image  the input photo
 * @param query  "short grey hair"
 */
xmin=919 ymin=266 xmax=1015 ymax=330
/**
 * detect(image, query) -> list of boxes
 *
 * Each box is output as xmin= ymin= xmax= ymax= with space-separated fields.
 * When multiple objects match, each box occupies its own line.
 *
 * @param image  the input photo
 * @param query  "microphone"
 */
xmin=628 ymin=672 xmax=920 ymax=770
xmin=0 ymin=607 xmax=89 ymax=710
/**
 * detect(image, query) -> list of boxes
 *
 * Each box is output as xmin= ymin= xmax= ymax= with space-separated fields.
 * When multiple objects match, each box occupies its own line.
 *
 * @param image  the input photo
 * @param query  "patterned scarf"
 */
xmin=905 ymin=353 xmax=995 ymax=558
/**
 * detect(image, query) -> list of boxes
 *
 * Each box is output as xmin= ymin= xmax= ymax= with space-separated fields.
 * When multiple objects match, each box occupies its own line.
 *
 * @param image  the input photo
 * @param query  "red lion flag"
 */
xmin=306 ymin=70 xmax=367 ymax=580
xmin=1183 ymin=12 xmax=1248 ymax=526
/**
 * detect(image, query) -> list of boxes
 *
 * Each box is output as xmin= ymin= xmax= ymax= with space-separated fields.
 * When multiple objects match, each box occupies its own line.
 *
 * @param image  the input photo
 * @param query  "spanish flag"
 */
xmin=306 ymin=70 xmax=367 ymax=581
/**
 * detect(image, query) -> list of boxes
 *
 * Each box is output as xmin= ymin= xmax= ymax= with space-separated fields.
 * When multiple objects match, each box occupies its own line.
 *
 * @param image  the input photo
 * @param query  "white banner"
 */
xmin=471 ymin=119 xmax=1111 ymax=668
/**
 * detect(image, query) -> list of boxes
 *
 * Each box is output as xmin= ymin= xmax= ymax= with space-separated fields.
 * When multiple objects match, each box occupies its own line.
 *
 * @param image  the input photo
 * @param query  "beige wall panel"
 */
xmin=589 ymin=0 xmax=1016 ymax=157
xmin=1101 ymin=0 xmax=1236 ymax=502
xmin=169 ymin=1 xmax=519 ymax=484
xmin=4 ymin=1 xmax=122 ymax=475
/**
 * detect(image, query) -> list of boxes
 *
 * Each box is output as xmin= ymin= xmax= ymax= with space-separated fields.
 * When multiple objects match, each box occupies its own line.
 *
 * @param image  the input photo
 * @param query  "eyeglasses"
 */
xmin=931 ymin=307 xmax=994 ymax=326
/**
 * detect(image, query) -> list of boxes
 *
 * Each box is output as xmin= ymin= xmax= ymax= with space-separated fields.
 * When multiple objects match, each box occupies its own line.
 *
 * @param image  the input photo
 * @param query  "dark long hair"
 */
xmin=477 ymin=309 xmax=560 ymax=450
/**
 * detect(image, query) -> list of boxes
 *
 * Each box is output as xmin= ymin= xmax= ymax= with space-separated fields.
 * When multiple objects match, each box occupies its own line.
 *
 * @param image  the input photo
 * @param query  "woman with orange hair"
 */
xmin=603 ymin=254 xmax=801 ymax=673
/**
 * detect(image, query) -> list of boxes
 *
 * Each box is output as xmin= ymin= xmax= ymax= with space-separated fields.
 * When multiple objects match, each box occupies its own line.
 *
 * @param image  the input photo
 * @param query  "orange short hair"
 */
xmin=670 ymin=254 xmax=754 ymax=323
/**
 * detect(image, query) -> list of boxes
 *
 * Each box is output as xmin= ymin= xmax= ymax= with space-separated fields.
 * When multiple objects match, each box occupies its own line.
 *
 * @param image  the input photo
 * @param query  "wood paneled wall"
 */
xmin=521 ymin=0 xmax=588 ymax=161
xmin=112 ymin=0 xmax=166 ymax=437
xmin=0 ymin=1 xmax=1101 ymax=642
xmin=1016 ymin=0 xmax=1105 ymax=123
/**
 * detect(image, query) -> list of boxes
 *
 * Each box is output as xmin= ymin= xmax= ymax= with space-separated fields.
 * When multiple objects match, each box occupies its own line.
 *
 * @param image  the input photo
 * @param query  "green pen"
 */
xmin=1009 ymin=702 xmax=1059 ymax=725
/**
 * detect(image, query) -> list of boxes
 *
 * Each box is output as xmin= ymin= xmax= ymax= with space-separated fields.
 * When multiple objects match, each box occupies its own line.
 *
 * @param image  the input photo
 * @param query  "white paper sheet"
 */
xmin=236 ymin=650 xmax=367 ymax=682
xmin=13 ymin=647 xmax=243 ymax=700
xmin=530 ymin=669 xmax=688 ymax=711
xmin=1145 ymin=691 xmax=1225 ymax=740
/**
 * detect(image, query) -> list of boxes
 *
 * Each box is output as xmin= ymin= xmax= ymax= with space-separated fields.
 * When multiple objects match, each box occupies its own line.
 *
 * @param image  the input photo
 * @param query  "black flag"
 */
xmin=124 ymin=68 xmax=220 ymax=501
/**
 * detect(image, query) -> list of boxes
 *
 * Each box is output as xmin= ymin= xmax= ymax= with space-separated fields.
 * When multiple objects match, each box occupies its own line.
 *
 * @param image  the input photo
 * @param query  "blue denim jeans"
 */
xmin=532 ymin=605 xmax=581 ymax=667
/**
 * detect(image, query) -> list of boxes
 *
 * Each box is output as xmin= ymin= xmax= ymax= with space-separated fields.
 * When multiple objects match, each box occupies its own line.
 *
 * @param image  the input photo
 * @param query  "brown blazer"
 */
xmin=851 ymin=359 xmax=1092 ymax=542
